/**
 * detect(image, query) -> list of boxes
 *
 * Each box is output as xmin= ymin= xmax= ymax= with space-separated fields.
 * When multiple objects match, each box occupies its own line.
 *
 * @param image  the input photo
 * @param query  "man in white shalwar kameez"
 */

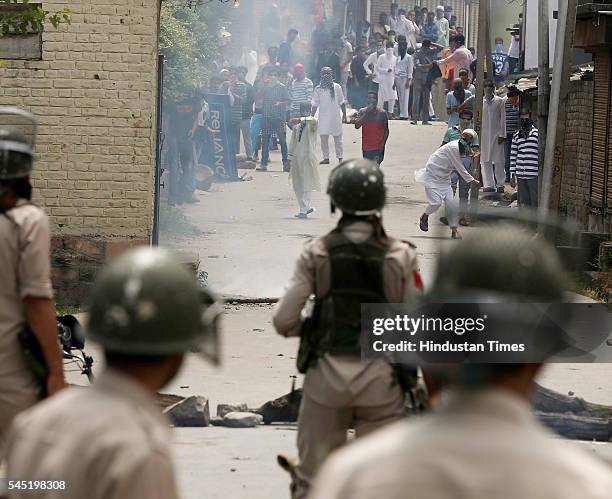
xmin=415 ymin=132 xmax=480 ymax=239
xmin=394 ymin=42 xmax=413 ymax=119
xmin=288 ymin=116 xmax=320 ymax=218
xmin=376 ymin=42 xmax=397 ymax=117
xmin=481 ymin=80 xmax=506 ymax=192
xmin=312 ymin=67 xmax=347 ymax=165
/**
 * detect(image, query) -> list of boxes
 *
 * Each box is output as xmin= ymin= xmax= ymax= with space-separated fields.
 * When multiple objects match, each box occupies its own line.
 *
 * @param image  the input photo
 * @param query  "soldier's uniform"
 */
xmin=273 ymin=159 xmax=421 ymax=499
xmin=5 ymin=248 xmax=221 ymax=498
xmin=0 ymin=204 xmax=52 ymax=443
xmin=308 ymin=228 xmax=612 ymax=499
xmin=5 ymin=369 xmax=179 ymax=498
xmin=0 ymin=109 xmax=55 ymax=445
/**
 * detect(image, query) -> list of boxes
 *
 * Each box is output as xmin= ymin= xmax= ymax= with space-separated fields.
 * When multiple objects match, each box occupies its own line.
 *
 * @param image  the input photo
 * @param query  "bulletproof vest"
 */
xmin=319 ymin=230 xmax=389 ymax=356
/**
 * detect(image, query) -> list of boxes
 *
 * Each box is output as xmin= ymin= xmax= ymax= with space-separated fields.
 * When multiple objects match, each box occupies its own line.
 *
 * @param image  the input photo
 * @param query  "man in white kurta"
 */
xmin=481 ymin=81 xmax=506 ymax=192
xmin=312 ymin=67 xmax=347 ymax=164
xmin=376 ymin=43 xmax=397 ymax=116
xmin=288 ymin=117 xmax=320 ymax=218
xmin=394 ymin=43 xmax=413 ymax=119
xmin=415 ymin=136 xmax=479 ymax=238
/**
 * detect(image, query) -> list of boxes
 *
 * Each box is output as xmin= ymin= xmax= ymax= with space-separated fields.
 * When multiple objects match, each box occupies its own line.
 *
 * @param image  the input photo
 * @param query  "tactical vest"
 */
xmin=297 ymin=229 xmax=389 ymax=372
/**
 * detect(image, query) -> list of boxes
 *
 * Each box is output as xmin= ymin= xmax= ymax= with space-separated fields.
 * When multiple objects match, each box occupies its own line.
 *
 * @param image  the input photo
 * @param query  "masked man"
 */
xmin=312 ymin=67 xmax=347 ymax=165
xmin=510 ymin=109 xmax=539 ymax=209
xmin=375 ymin=41 xmax=397 ymax=117
xmin=481 ymin=80 xmax=506 ymax=193
xmin=415 ymin=131 xmax=481 ymax=239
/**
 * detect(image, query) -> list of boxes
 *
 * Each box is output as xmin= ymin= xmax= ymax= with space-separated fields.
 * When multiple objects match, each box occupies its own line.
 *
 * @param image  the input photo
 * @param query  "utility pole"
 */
xmin=538 ymin=0 xmax=550 ymax=175
xmin=471 ymin=0 xmax=491 ymax=220
xmin=540 ymin=0 xmax=578 ymax=214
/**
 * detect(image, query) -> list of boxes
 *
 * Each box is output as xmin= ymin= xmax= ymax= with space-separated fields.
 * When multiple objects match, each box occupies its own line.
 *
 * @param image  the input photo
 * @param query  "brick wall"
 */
xmin=0 ymin=0 xmax=159 ymax=239
xmin=561 ymin=79 xmax=593 ymax=226
xmin=0 ymin=0 xmax=160 ymax=303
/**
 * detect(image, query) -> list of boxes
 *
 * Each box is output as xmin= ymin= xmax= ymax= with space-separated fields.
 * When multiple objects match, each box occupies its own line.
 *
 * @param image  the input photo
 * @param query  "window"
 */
xmin=0 ymin=2 xmax=43 ymax=60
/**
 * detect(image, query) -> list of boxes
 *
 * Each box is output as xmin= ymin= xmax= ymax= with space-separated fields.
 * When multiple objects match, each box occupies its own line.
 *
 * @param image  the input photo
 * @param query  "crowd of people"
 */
xmin=166 ymin=2 xmax=537 ymax=225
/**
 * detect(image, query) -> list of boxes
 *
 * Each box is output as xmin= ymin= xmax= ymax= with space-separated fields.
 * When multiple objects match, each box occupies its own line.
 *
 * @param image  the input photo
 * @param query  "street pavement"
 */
xmin=154 ymin=120 xmax=612 ymax=498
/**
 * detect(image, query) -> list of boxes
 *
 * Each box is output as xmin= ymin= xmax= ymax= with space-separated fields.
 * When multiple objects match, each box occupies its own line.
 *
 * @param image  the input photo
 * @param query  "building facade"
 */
xmin=0 ymin=0 xmax=160 ymax=303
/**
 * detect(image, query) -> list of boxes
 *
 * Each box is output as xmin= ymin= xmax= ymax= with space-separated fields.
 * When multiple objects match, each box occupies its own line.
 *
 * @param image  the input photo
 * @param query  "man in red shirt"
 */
xmin=354 ymin=91 xmax=390 ymax=166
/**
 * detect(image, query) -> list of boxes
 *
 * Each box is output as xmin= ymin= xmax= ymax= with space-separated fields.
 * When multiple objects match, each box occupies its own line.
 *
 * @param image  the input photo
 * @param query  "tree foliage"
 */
xmin=159 ymin=0 xmax=227 ymax=103
xmin=0 ymin=0 xmax=71 ymax=36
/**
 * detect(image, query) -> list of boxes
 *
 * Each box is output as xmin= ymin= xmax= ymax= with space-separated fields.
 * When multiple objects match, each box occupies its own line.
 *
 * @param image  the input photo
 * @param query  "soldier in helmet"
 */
xmin=273 ymin=159 xmax=422 ymax=499
xmin=0 ymin=108 xmax=65 ymax=446
xmin=309 ymin=228 xmax=612 ymax=499
xmin=5 ymin=247 xmax=221 ymax=499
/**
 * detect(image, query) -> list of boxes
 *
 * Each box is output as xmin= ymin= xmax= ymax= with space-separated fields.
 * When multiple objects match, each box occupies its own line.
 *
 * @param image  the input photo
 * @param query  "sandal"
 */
xmin=419 ymin=214 xmax=429 ymax=232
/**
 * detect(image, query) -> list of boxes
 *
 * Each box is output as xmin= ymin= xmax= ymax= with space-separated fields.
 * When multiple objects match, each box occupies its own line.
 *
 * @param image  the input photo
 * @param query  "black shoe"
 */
xmin=319 ymin=159 xmax=330 ymax=165
xmin=419 ymin=214 xmax=429 ymax=232
xmin=483 ymin=187 xmax=495 ymax=193
xmin=497 ymin=186 xmax=505 ymax=193
xmin=306 ymin=208 xmax=315 ymax=215
xmin=411 ymin=120 xmax=417 ymax=125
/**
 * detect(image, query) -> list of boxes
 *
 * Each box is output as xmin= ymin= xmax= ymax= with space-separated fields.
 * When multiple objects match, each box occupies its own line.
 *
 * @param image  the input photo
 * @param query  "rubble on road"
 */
xmin=164 ymin=395 xmax=211 ymax=427
xmin=211 ymin=411 xmax=263 ymax=428
xmin=256 ymin=388 xmax=302 ymax=425
xmin=217 ymin=403 xmax=249 ymax=418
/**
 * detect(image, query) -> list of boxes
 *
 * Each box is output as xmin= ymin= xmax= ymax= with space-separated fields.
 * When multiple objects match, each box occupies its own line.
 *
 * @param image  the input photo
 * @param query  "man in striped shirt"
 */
xmin=510 ymin=109 xmax=539 ymax=209
xmin=289 ymin=64 xmax=314 ymax=119
xmin=503 ymin=86 xmax=521 ymax=183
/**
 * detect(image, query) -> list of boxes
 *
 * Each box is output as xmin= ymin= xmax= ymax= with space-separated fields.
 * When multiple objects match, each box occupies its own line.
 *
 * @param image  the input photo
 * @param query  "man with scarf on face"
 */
xmin=375 ymin=41 xmax=397 ymax=117
xmin=273 ymin=159 xmax=422 ymax=499
xmin=492 ymin=36 xmax=510 ymax=84
xmin=349 ymin=46 xmax=368 ymax=109
xmin=289 ymin=64 xmax=314 ymax=120
xmin=510 ymin=109 xmax=539 ymax=209
xmin=415 ymin=132 xmax=481 ymax=239
xmin=481 ymin=79 xmax=506 ymax=193
xmin=411 ymin=37 xmax=437 ymax=125
xmin=395 ymin=41 xmax=414 ymax=120
xmin=311 ymin=67 xmax=347 ymax=165
xmin=446 ymin=77 xmax=472 ymax=128
xmin=442 ymin=111 xmax=480 ymax=225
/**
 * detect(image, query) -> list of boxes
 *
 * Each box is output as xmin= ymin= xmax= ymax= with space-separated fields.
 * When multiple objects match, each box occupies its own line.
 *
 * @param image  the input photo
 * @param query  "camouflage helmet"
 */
xmin=87 ymin=247 xmax=221 ymax=363
xmin=430 ymin=227 xmax=565 ymax=302
xmin=0 ymin=107 xmax=36 ymax=181
xmin=327 ymin=159 xmax=385 ymax=215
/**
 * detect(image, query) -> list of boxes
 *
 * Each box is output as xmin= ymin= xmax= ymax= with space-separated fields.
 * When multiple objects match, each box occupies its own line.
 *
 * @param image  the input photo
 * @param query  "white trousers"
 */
xmin=482 ymin=143 xmax=506 ymax=188
xmin=429 ymin=95 xmax=435 ymax=117
xmin=320 ymin=134 xmax=343 ymax=160
xmin=424 ymin=183 xmax=458 ymax=228
xmin=395 ymin=77 xmax=411 ymax=118
xmin=294 ymin=189 xmax=312 ymax=214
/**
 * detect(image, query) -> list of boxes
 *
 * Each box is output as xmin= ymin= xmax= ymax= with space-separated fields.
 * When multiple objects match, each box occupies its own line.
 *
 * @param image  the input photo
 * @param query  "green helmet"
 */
xmin=430 ymin=227 xmax=565 ymax=302
xmin=327 ymin=159 xmax=385 ymax=215
xmin=0 ymin=107 xmax=36 ymax=180
xmin=87 ymin=247 xmax=221 ymax=363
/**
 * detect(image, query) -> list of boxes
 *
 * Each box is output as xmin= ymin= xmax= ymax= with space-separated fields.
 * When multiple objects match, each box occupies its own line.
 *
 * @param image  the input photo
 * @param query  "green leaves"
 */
xmin=160 ymin=0 xmax=227 ymax=102
xmin=0 ymin=1 xmax=72 ymax=35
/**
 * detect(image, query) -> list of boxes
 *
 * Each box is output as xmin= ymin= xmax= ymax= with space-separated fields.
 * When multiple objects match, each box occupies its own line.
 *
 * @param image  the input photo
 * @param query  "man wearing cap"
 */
xmin=0 ymin=108 xmax=65 ymax=447
xmin=5 ymin=248 xmax=221 ymax=499
xmin=442 ymin=110 xmax=480 ymax=226
xmin=274 ymin=159 xmax=422 ymax=499
xmin=434 ymin=5 xmax=449 ymax=47
xmin=415 ymin=133 xmax=481 ymax=238
xmin=309 ymin=229 xmax=612 ymax=499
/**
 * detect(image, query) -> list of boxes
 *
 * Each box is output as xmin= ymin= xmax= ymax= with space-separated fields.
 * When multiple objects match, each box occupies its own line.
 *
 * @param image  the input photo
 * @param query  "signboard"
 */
xmin=204 ymin=93 xmax=237 ymax=179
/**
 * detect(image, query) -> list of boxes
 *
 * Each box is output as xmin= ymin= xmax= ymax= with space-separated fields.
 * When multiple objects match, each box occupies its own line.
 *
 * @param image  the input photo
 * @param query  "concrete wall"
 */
xmin=0 ymin=0 xmax=160 ymax=303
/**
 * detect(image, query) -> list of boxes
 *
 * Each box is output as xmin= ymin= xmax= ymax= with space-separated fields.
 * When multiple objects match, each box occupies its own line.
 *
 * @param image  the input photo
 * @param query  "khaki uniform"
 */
xmin=0 ymin=204 xmax=53 ymax=444
xmin=5 ymin=369 xmax=180 ymax=499
xmin=309 ymin=388 xmax=612 ymax=499
xmin=273 ymin=221 xmax=420 ymax=498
